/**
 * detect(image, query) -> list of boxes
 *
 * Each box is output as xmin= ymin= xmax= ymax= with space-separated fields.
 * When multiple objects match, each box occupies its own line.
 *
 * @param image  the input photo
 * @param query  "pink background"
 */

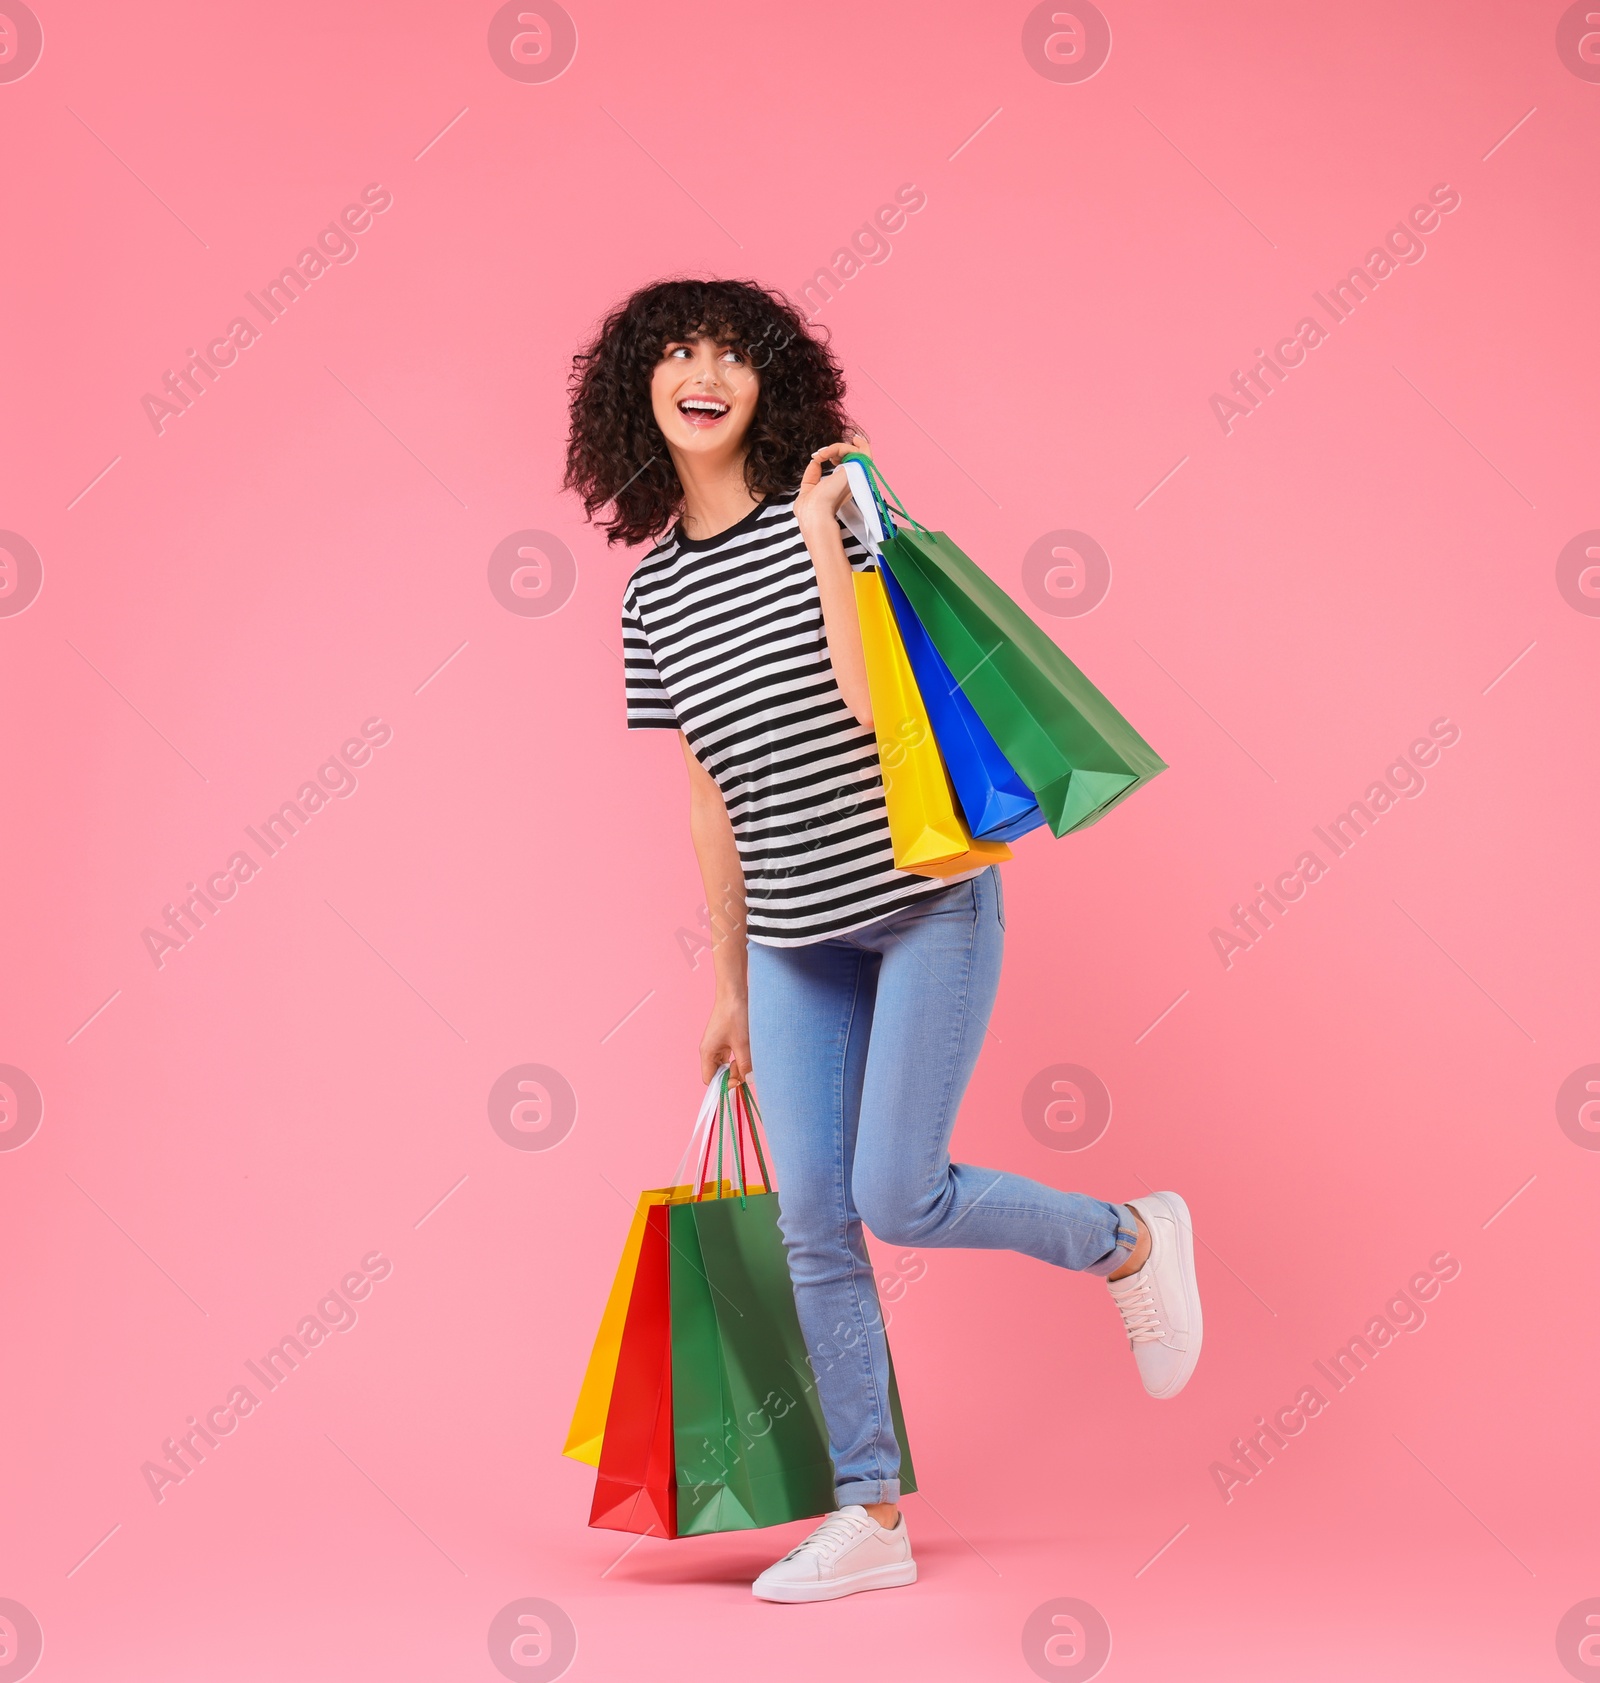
xmin=3 ymin=1 xmax=1597 ymax=1678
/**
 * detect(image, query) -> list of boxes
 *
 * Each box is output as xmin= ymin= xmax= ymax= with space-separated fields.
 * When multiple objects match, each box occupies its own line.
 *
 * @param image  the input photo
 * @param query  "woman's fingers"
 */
xmin=800 ymin=445 xmax=837 ymax=486
xmin=798 ymin=436 xmax=876 ymax=516
xmin=702 ymin=1043 xmax=746 ymax=1084
xmin=803 ymin=438 xmax=869 ymax=480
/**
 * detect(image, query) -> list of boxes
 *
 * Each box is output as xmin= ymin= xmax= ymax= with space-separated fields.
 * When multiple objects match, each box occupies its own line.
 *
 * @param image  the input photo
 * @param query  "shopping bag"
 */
xmin=578 ymin=1071 xmax=756 ymax=1532
xmin=879 ymin=561 xmax=1046 ymax=843
xmin=588 ymin=1200 xmax=677 ymax=1537
xmin=848 ymin=454 xmax=1167 ymax=837
xmin=564 ymin=1190 xmax=666 ymax=1466
xmin=670 ymin=1072 xmax=918 ymax=1536
xmin=843 ymin=457 xmax=1043 ymax=845
xmin=563 ymin=1072 xmax=732 ymax=1468
xmin=853 ymin=565 xmax=1013 ymax=877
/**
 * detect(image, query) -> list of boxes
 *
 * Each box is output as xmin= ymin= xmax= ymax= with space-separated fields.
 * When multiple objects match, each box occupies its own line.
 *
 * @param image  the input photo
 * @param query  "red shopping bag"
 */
xmin=588 ymin=1201 xmax=677 ymax=1537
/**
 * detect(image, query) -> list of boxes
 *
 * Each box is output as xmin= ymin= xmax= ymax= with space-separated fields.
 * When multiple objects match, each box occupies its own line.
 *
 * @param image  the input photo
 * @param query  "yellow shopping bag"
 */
xmin=854 ymin=568 xmax=1012 ymax=877
xmin=564 ymin=1174 xmax=758 ymax=1466
xmin=563 ymin=1186 xmax=671 ymax=1466
xmin=564 ymin=1069 xmax=761 ymax=1467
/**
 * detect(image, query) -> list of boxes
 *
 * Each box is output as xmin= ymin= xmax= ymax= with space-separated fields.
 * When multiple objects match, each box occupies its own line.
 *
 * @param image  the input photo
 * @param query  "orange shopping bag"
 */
xmin=562 ymin=1071 xmax=731 ymax=1467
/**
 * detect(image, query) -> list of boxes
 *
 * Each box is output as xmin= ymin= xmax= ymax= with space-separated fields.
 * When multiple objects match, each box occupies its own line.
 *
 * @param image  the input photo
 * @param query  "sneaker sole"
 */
xmin=1143 ymin=1190 xmax=1203 ymax=1399
xmin=752 ymin=1559 xmax=918 ymax=1603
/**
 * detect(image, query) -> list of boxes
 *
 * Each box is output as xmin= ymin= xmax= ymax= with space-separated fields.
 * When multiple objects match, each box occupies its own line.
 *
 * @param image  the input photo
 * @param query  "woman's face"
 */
xmin=650 ymin=336 xmax=759 ymax=466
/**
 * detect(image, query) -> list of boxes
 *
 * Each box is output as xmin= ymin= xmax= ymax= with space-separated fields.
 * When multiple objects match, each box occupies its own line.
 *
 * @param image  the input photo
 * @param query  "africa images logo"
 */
xmin=1557 ymin=1066 xmax=1600 ymax=1150
xmin=1021 ymin=1597 xmax=1112 ymax=1680
xmin=487 ymin=1065 xmax=577 ymax=1151
xmin=1021 ymin=3 xmax=1112 ymax=82
xmin=0 ymin=531 xmax=43 ymax=618
xmin=488 ymin=530 xmax=577 ymax=617
xmin=487 ymin=2 xmax=578 ymax=82
xmin=140 ymin=187 xmax=395 ymax=435
xmin=142 ymin=1253 xmax=393 ymax=1504
xmin=1556 ymin=2 xmax=1600 ymax=79
xmin=487 ymin=1598 xmax=577 ymax=1680
xmin=0 ymin=2 xmax=44 ymax=83
xmin=0 ymin=1599 xmax=43 ymax=1681
xmin=1209 ymin=718 xmax=1461 ymax=969
xmin=1210 ymin=1251 xmax=1461 ymax=1503
xmin=1209 ymin=185 xmax=1462 ymax=435
xmin=1556 ymin=530 xmax=1600 ymax=616
xmin=1022 ymin=1064 xmax=1112 ymax=1152
xmin=141 ymin=718 xmax=394 ymax=969
xmin=0 ymin=1067 xmax=43 ymax=1153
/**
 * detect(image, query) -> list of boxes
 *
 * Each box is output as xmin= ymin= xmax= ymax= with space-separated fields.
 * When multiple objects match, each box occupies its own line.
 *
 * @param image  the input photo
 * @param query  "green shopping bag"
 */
xmin=847 ymin=454 xmax=1167 ymax=837
xmin=670 ymin=1071 xmax=917 ymax=1535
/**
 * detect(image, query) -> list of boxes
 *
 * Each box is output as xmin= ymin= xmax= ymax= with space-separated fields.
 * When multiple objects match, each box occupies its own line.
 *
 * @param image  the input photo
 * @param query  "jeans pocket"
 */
xmin=992 ymin=865 xmax=1006 ymax=930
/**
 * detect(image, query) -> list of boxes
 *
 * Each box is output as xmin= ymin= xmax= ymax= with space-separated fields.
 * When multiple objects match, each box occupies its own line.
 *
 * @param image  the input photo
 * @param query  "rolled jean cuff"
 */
xmin=836 ymin=1477 xmax=900 ymax=1507
xmin=1081 ymin=1201 xmax=1141 ymax=1278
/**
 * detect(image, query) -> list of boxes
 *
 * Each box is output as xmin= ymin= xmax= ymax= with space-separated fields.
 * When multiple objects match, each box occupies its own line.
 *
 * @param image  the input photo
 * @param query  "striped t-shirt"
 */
xmin=621 ymin=491 xmax=980 ymax=947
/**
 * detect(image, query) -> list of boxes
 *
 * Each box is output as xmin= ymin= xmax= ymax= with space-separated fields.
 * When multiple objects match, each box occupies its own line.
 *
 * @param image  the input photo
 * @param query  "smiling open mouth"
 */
xmin=678 ymin=397 xmax=730 ymax=426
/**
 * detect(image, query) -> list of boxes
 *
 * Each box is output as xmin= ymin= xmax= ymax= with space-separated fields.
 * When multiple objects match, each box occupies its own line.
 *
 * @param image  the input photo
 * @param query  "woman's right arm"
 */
xmin=680 ymin=732 xmax=752 ymax=1086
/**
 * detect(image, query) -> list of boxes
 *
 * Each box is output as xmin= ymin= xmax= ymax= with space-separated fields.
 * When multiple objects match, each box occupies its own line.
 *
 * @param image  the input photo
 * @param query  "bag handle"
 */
xmin=840 ymin=458 xmax=893 ymax=555
xmin=710 ymin=1069 xmax=736 ymax=1201
xmin=673 ymin=1065 xmax=732 ymax=1189
xmin=732 ymin=1077 xmax=773 ymax=1192
xmin=842 ymin=451 xmax=928 ymax=535
xmin=700 ymin=1070 xmax=769 ymax=1204
xmin=677 ymin=1063 xmax=774 ymax=1206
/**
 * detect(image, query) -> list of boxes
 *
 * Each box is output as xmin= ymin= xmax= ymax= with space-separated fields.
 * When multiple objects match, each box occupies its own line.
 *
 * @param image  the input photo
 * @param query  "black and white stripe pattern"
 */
xmin=621 ymin=492 xmax=975 ymax=947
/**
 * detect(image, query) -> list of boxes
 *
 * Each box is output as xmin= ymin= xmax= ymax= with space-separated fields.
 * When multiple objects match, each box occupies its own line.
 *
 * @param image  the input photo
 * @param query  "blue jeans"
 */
xmin=745 ymin=865 xmax=1139 ymax=1507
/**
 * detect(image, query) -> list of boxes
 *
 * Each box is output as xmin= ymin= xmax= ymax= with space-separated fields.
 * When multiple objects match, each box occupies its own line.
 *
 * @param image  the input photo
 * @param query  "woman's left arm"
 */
xmin=794 ymin=434 xmax=874 ymax=732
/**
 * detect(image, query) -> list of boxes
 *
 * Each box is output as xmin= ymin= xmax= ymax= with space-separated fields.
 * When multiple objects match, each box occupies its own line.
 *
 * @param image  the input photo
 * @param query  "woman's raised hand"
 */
xmin=793 ymin=432 xmax=871 ymax=530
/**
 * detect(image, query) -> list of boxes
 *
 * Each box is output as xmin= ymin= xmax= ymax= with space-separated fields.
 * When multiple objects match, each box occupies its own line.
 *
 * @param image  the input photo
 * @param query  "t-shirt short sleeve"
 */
xmin=620 ymin=586 xmax=680 ymax=730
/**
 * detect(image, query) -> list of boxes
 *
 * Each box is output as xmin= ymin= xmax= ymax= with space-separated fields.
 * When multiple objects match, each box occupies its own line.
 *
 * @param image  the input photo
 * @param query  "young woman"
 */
xmin=565 ymin=279 xmax=1202 ymax=1604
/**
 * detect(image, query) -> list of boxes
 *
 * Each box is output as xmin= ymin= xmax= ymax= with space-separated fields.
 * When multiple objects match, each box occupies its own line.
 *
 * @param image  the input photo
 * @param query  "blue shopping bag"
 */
xmin=879 ymin=549 xmax=1045 ymax=843
xmin=841 ymin=457 xmax=1044 ymax=843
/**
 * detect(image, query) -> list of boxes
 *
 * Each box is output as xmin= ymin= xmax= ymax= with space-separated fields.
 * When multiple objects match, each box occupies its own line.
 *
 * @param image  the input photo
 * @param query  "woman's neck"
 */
xmin=674 ymin=449 xmax=760 ymax=541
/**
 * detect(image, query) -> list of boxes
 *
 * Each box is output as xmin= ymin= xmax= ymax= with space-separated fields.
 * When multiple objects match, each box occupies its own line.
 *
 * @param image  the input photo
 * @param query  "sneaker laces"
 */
xmin=780 ymin=1508 xmax=873 ymax=1563
xmin=1109 ymin=1275 xmax=1165 ymax=1343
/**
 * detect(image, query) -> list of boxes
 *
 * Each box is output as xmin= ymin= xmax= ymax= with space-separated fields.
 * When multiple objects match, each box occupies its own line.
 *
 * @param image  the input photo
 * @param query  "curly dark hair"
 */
xmin=564 ymin=278 xmax=855 ymax=547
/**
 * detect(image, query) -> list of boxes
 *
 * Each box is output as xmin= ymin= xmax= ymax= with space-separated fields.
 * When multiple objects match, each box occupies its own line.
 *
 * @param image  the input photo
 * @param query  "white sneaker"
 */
xmin=1106 ymin=1191 xmax=1202 ymax=1398
xmin=751 ymin=1505 xmax=917 ymax=1603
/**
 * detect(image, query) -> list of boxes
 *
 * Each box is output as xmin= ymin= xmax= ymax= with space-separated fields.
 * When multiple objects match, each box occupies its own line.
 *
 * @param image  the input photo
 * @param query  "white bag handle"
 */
xmin=839 ymin=457 xmax=891 ymax=555
xmin=672 ymin=1064 xmax=732 ymax=1189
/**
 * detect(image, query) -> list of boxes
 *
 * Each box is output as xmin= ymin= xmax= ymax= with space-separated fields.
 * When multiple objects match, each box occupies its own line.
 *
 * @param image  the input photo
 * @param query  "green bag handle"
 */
xmin=718 ymin=1068 xmax=751 ymax=1204
xmin=695 ymin=1066 xmax=774 ymax=1207
xmin=841 ymin=451 xmax=928 ymax=535
xmin=715 ymin=1069 xmax=728 ymax=1198
xmin=695 ymin=1064 xmax=739 ymax=1203
xmin=734 ymin=1077 xmax=773 ymax=1193
xmin=697 ymin=1063 xmax=737 ymax=1203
